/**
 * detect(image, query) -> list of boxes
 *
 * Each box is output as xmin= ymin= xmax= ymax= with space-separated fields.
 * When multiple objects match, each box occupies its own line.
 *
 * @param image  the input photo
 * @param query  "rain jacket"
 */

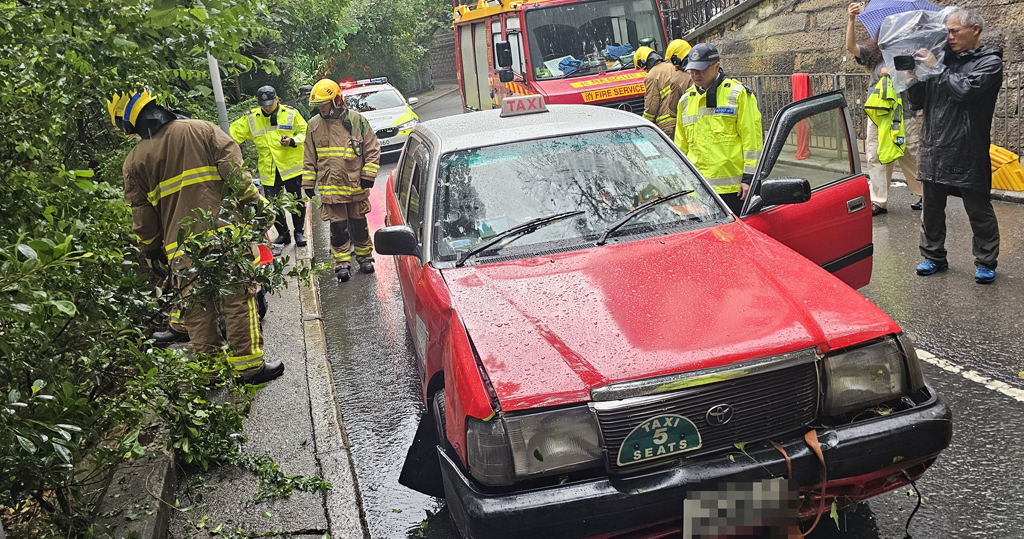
xmin=123 ymin=119 xmax=260 ymax=266
xmin=302 ymin=110 xmax=381 ymax=204
xmin=643 ymin=61 xmax=691 ymax=136
xmin=674 ymin=72 xmax=763 ymax=193
xmin=864 ymin=76 xmax=906 ymax=164
xmin=229 ymin=105 xmax=307 ymax=187
xmin=905 ymin=45 xmax=1003 ymax=192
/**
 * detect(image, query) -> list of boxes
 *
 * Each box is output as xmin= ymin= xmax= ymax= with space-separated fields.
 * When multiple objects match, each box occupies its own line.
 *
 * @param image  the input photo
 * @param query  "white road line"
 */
xmin=918 ymin=349 xmax=1024 ymax=403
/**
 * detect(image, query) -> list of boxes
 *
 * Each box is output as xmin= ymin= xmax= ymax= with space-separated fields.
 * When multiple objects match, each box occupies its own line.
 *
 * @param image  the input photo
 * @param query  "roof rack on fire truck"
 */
xmin=339 ymin=77 xmax=389 ymax=90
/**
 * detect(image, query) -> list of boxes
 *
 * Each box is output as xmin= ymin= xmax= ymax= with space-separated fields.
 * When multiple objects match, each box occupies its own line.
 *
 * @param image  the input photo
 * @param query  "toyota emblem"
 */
xmin=705 ymin=404 xmax=734 ymax=426
xmin=616 ymin=102 xmax=633 ymax=113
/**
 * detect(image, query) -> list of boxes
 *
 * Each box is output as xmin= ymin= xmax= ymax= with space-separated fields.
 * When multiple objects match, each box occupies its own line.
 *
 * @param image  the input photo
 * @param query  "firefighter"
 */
xmin=674 ymin=43 xmax=763 ymax=215
xmin=665 ymin=38 xmax=694 ymax=96
xmin=636 ymin=46 xmax=680 ymax=137
xmin=108 ymin=89 xmax=284 ymax=385
xmin=302 ymin=79 xmax=381 ymax=282
xmin=231 ymin=85 xmax=309 ymax=249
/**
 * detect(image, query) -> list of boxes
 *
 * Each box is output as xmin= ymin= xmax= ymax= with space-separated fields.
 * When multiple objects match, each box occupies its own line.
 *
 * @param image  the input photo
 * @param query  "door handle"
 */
xmin=847 ymin=196 xmax=866 ymax=214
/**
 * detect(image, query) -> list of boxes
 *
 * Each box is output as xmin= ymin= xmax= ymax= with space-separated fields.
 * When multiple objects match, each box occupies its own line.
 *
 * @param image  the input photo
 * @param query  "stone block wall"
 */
xmin=430 ymin=28 xmax=457 ymax=81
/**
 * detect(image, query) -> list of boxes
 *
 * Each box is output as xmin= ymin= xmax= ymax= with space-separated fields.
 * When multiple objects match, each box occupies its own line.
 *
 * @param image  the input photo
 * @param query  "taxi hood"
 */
xmin=441 ymin=221 xmax=900 ymax=411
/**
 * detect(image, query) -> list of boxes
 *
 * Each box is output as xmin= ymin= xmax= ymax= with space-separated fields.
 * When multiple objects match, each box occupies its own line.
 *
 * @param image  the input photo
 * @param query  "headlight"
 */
xmin=896 ymin=332 xmax=926 ymax=393
xmin=398 ymin=119 xmax=418 ymax=131
xmin=823 ymin=338 xmax=906 ymax=415
xmin=505 ymin=406 xmax=603 ymax=480
xmin=466 ymin=407 xmax=603 ymax=486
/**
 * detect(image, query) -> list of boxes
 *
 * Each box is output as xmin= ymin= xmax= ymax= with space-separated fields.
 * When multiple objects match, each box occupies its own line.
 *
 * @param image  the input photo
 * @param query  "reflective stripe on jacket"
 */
xmin=302 ymin=110 xmax=381 ymax=204
xmin=123 ymin=119 xmax=259 ymax=265
xmin=229 ymin=105 xmax=307 ymax=187
xmin=674 ymin=76 xmax=763 ymax=193
xmin=864 ymin=76 xmax=906 ymax=165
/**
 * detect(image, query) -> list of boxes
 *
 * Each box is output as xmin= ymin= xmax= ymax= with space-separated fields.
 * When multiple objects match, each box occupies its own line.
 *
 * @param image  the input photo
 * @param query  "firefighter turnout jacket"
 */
xmin=674 ymin=75 xmax=763 ymax=194
xmin=643 ymin=61 xmax=691 ymax=136
xmin=302 ymin=110 xmax=381 ymax=203
xmin=229 ymin=105 xmax=307 ymax=187
xmin=123 ymin=119 xmax=260 ymax=265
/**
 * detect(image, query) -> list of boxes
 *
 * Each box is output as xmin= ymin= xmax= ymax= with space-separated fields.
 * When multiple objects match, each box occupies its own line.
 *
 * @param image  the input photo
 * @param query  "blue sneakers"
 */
xmin=975 ymin=265 xmax=996 ymax=284
xmin=916 ymin=259 xmax=948 ymax=276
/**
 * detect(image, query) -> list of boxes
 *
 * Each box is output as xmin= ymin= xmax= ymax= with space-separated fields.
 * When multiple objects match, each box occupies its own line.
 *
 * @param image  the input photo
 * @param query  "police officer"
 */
xmin=231 ymin=86 xmax=309 ymax=248
xmin=296 ymin=84 xmax=315 ymax=121
xmin=302 ymin=79 xmax=381 ymax=282
xmin=108 ymin=89 xmax=284 ymax=384
xmin=674 ymin=43 xmax=763 ymax=215
xmin=636 ymin=41 xmax=692 ymax=137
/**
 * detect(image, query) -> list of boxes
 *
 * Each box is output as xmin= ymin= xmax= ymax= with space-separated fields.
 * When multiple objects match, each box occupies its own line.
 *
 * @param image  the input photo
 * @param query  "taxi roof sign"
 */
xmin=500 ymin=95 xmax=547 ymax=117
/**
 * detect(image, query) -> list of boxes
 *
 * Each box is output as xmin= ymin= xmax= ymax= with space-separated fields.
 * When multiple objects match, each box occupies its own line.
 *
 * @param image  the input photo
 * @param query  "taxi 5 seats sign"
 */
xmin=617 ymin=414 xmax=702 ymax=466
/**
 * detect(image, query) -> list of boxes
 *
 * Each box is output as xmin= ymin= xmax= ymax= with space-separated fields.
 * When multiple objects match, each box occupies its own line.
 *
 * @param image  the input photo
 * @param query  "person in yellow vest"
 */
xmin=636 ymin=42 xmax=690 ymax=137
xmin=303 ymin=79 xmax=381 ymax=282
xmin=230 ymin=86 xmax=309 ymax=248
xmin=674 ymin=43 xmax=763 ymax=215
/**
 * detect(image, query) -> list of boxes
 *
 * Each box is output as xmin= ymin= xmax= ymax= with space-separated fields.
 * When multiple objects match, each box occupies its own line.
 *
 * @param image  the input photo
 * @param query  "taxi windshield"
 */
xmin=525 ymin=0 xmax=662 ymax=80
xmin=433 ymin=127 xmax=726 ymax=263
xmin=344 ymin=88 xmax=405 ymax=112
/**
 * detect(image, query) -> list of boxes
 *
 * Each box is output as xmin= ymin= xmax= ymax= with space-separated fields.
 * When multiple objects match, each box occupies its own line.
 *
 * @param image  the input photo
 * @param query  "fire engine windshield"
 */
xmin=525 ymin=0 xmax=663 ymax=80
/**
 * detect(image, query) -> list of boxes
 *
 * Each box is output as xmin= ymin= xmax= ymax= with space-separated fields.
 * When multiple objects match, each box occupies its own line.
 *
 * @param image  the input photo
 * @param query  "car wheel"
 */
xmin=432 ymin=388 xmax=448 ymax=449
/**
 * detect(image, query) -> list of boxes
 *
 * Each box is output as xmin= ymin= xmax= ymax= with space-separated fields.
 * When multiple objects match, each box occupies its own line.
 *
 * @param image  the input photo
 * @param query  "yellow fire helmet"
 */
xmin=122 ymin=90 xmax=157 ymax=129
xmin=106 ymin=92 xmax=132 ymax=127
xmin=308 ymin=79 xmax=341 ymax=107
xmin=666 ymin=39 xmax=693 ymax=68
xmin=634 ymin=46 xmax=662 ymax=71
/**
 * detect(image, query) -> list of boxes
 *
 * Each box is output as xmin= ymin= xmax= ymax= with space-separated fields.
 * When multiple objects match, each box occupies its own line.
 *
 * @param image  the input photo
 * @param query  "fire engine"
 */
xmin=452 ymin=0 xmax=670 ymax=114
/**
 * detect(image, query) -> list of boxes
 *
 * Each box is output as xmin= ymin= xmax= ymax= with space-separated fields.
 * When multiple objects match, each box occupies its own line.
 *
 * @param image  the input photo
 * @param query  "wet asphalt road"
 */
xmin=316 ymin=92 xmax=1024 ymax=538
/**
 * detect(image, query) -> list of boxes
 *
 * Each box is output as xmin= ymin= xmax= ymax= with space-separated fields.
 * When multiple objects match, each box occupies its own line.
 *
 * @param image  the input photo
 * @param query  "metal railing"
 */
xmin=662 ymin=0 xmax=745 ymax=39
xmin=731 ymin=71 xmax=1024 ymax=156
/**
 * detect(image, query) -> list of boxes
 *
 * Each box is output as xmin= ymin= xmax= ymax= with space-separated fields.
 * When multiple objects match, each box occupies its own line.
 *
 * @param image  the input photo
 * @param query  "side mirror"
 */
xmin=759 ymin=177 xmax=812 ymax=206
xmin=408 ymin=97 xmax=419 ymax=105
xmin=495 ymin=41 xmax=513 ymax=68
xmin=374 ymin=225 xmax=420 ymax=256
xmin=497 ymin=68 xmax=515 ymax=83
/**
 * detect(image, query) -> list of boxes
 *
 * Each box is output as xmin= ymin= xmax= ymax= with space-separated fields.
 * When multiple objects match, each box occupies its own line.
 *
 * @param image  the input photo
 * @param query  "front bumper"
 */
xmin=440 ymin=386 xmax=951 ymax=539
xmin=379 ymin=130 xmax=412 ymax=155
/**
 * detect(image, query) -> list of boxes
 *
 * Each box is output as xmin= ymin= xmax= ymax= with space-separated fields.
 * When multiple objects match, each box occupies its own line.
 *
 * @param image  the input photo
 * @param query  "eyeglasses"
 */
xmin=947 ymin=26 xmax=972 ymax=37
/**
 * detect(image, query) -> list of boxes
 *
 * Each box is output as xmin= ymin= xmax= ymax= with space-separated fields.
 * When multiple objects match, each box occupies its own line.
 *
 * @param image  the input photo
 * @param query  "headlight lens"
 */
xmin=505 ymin=406 xmax=603 ymax=480
xmin=823 ymin=338 xmax=906 ymax=415
xmin=466 ymin=417 xmax=515 ymax=486
xmin=398 ymin=119 xmax=418 ymax=131
xmin=896 ymin=332 xmax=926 ymax=393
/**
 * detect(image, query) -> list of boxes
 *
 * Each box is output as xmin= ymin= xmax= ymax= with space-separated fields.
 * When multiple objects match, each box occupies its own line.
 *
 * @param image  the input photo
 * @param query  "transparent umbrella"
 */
xmin=858 ymin=0 xmax=940 ymax=39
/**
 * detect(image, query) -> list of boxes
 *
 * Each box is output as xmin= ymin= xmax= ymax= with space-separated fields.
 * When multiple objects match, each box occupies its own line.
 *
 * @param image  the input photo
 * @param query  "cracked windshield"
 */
xmin=344 ymin=88 xmax=405 ymax=112
xmin=433 ymin=127 xmax=726 ymax=262
xmin=526 ymin=0 xmax=662 ymax=80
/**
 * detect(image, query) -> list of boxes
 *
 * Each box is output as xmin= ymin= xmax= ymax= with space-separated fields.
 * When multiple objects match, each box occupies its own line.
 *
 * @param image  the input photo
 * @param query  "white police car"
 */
xmin=341 ymin=77 xmax=419 ymax=157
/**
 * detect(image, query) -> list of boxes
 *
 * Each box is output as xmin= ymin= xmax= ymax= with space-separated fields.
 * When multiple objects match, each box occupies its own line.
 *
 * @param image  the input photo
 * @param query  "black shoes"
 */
xmin=358 ymin=258 xmax=375 ymax=274
xmin=336 ymin=266 xmax=351 ymax=282
xmin=294 ymin=230 xmax=307 ymax=247
xmin=910 ymin=197 xmax=923 ymax=211
xmin=871 ymin=203 xmax=887 ymax=216
xmin=152 ymin=327 xmax=189 ymax=346
xmin=272 ymin=232 xmax=291 ymax=246
xmin=238 ymin=360 xmax=285 ymax=385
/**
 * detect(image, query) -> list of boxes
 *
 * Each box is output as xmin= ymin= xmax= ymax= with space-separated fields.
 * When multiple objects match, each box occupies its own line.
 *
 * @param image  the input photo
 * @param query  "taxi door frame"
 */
xmin=740 ymin=91 xmax=873 ymax=289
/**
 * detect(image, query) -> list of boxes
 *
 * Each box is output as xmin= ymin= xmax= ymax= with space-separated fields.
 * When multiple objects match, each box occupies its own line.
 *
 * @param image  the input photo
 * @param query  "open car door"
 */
xmin=741 ymin=91 xmax=872 ymax=289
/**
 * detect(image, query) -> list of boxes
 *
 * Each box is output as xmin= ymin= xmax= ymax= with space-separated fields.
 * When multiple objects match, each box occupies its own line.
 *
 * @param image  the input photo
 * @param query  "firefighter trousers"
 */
xmin=176 ymin=276 xmax=265 ymax=372
xmin=321 ymin=200 xmax=373 ymax=269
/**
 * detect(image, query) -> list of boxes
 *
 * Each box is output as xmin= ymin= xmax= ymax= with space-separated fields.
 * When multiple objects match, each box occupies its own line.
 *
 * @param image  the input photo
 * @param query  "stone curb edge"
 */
xmin=94 ymin=428 xmax=176 ymax=539
xmin=412 ymin=86 xmax=460 ymax=109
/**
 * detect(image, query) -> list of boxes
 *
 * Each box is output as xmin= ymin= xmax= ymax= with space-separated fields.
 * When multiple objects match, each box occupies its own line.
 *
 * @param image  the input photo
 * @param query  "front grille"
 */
xmin=381 ymin=142 xmax=405 ymax=153
xmin=595 ymin=362 xmax=819 ymax=474
xmin=594 ymin=95 xmax=646 ymax=116
xmin=376 ymin=127 xmax=399 ymax=138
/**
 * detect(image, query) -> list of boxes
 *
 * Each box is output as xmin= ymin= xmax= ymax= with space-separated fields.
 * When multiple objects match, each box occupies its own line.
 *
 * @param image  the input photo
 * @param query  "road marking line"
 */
xmin=918 ymin=349 xmax=1024 ymax=403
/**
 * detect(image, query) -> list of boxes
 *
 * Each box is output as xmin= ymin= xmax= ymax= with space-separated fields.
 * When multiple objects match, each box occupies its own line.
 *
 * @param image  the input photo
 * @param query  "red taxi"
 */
xmin=375 ymin=93 xmax=951 ymax=537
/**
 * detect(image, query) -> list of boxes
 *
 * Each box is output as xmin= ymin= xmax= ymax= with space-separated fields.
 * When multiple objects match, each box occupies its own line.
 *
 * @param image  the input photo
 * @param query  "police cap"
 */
xmin=256 ymin=85 xmax=277 ymax=106
xmin=685 ymin=43 xmax=720 ymax=71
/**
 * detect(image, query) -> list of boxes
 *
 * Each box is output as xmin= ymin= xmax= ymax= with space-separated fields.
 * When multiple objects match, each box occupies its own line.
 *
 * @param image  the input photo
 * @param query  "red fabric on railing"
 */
xmin=793 ymin=73 xmax=812 ymax=161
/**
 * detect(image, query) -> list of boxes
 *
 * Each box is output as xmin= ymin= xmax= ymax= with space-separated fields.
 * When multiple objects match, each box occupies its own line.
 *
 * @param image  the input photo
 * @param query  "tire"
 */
xmin=432 ymin=388 xmax=447 ymax=448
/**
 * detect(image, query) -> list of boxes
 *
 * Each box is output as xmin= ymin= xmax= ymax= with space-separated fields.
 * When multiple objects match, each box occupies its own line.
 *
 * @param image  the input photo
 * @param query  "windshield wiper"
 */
xmin=595 ymin=189 xmax=694 ymax=246
xmin=455 ymin=210 xmax=584 ymax=267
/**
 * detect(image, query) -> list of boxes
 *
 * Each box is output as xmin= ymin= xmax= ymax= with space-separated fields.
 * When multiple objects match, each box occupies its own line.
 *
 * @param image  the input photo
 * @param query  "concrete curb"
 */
xmin=95 ymin=429 xmax=176 ymax=539
xmin=992 ymin=188 xmax=1024 ymax=204
xmin=297 ymin=207 xmax=369 ymax=538
xmin=412 ymin=86 xmax=460 ymax=109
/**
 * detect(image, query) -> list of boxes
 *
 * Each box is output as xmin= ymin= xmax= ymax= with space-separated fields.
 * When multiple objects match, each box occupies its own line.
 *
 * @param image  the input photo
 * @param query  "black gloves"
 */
xmin=741 ymin=173 xmax=753 ymax=185
xmin=304 ymin=188 xmax=316 ymax=199
xmin=289 ymin=138 xmax=297 ymax=147
xmin=360 ymin=179 xmax=374 ymax=189
xmin=146 ymin=248 xmax=168 ymax=266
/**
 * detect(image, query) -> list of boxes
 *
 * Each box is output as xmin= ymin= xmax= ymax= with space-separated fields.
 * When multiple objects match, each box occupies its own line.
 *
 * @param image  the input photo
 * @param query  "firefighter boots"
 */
xmin=336 ymin=265 xmax=351 ymax=282
xmin=152 ymin=327 xmax=189 ymax=346
xmin=357 ymin=257 xmax=375 ymax=274
xmin=237 ymin=360 xmax=285 ymax=385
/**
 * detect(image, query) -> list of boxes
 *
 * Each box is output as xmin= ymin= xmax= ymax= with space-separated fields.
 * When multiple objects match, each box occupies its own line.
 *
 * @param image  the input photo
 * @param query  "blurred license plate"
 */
xmin=682 ymin=478 xmax=799 ymax=538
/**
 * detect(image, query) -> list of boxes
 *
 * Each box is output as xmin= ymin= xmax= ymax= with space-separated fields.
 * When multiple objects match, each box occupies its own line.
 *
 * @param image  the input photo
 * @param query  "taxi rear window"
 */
xmin=433 ymin=127 xmax=726 ymax=262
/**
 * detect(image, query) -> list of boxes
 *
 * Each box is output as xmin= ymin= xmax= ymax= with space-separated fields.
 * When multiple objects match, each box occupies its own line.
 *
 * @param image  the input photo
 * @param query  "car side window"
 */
xmin=407 ymin=146 xmax=429 ymax=238
xmin=397 ymin=138 xmax=421 ymax=217
xmin=761 ymin=108 xmax=854 ymax=191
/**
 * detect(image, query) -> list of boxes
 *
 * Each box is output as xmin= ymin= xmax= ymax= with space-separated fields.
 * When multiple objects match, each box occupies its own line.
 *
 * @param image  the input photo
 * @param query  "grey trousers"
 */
xmin=919 ymin=181 xmax=999 ymax=269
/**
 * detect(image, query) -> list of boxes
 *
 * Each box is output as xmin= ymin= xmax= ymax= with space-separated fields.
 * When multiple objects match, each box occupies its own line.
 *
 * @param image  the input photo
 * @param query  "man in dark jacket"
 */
xmin=907 ymin=6 xmax=1002 ymax=284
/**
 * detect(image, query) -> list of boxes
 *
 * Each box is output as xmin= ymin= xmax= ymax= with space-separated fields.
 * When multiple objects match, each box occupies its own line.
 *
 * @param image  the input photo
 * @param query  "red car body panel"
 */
xmin=440 ymin=219 xmax=899 ymax=412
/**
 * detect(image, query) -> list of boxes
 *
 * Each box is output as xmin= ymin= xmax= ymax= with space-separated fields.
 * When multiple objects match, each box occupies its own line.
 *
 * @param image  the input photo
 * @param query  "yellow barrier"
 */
xmin=990 ymin=144 xmax=1024 ymax=191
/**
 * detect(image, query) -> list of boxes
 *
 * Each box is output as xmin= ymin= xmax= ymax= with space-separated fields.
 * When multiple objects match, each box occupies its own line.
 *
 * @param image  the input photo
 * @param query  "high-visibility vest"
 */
xmin=864 ymin=76 xmax=906 ymax=165
xmin=230 ymin=105 xmax=308 ymax=187
xmin=674 ymin=77 xmax=763 ymax=194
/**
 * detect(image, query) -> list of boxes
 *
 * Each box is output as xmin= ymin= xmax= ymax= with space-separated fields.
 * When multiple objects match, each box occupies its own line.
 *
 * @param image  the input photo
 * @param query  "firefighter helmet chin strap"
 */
xmin=134 ymin=103 xmax=177 ymax=139
xmin=324 ymin=97 xmax=348 ymax=120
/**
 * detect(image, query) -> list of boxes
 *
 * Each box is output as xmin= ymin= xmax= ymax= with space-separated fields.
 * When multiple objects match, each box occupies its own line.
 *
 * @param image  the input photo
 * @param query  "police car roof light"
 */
xmin=354 ymin=77 xmax=389 ymax=87
xmin=500 ymin=95 xmax=548 ymax=117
